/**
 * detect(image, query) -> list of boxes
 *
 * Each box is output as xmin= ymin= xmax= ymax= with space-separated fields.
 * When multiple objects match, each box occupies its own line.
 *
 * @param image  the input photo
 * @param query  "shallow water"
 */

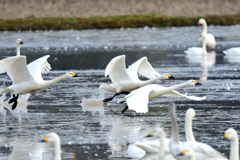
xmin=0 ymin=25 xmax=240 ymax=159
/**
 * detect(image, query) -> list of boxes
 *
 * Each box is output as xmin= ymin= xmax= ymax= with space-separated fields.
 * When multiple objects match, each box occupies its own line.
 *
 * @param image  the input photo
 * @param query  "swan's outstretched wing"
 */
xmin=162 ymin=90 xmax=206 ymax=101
xmin=127 ymin=57 xmax=161 ymax=81
xmin=0 ymin=56 xmax=34 ymax=84
xmin=105 ymin=55 xmax=131 ymax=83
xmin=119 ymin=85 xmax=158 ymax=113
xmin=27 ymin=55 xmax=51 ymax=82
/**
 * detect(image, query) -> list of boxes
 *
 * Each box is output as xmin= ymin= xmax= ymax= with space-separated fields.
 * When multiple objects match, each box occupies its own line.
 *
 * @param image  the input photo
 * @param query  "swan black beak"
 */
xmin=195 ymin=82 xmax=202 ymax=85
xmin=20 ymin=41 xmax=23 ymax=44
xmin=145 ymin=134 xmax=152 ymax=137
xmin=73 ymin=74 xmax=79 ymax=77
xmin=169 ymin=75 xmax=174 ymax=79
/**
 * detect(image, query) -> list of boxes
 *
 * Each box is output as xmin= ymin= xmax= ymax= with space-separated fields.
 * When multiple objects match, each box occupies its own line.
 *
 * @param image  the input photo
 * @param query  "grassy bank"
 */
xmin=0 ymin=14 xmax=240 ymax=31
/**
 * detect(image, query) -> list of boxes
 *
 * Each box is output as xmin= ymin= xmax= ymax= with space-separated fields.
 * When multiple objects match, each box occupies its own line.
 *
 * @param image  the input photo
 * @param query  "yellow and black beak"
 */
xmin=224 ymin=133 xmax=229 ymax=138
xmin=19 ymin=40 xmax=23 ymax=44
xmin=71 ymin=73 xmax=79 ymax=77
xmin=177 ymin=150 xmax=187 ymax=156
xmin=145 ymin=132 xmax=154 ymax=137
xmin=193 ymin=80 xmax=202 ymax=85
xmin=167 ymin=74 xmax=175 ymax=79
xmin=41 ymin=136 xmax=49 ymax=142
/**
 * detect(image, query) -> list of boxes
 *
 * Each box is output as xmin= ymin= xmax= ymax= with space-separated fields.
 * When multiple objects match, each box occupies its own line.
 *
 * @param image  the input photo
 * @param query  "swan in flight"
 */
xmin=118 ymin=80 xmax=206 ymax=113
xmin=178 ymin=148 xmax=196 ymax=160
xmin=168 ymin=102 xmax=226 ymax=160
xmin=224 ymin=128 xmax=239 ymax=160
xmin=184 ymin=34 xmax=208 ymax=55
xmin=99 ymin=55 xmax=174 ymax=102
xmin=0 ymin=56 xmax=78 ymax=110
xmin=198 ymin=18 xmax=216 ymax=49
xmin=42 ymin=133 xmax=61 ymax=160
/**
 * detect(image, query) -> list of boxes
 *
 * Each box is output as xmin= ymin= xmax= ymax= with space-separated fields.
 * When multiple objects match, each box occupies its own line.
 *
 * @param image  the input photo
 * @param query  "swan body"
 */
xmin=43 ymin=133 xmax=61 ymax=160
xmin=224 ymin=128 xmax=239 ymax=160
xmin=99 ymin=55 xmax=173 ymax=95
xmin=223 ymin=48 xmax=240 ymax=55
xmin=118 ymin=80 xmax=206 ymax=113
xmin=0 ymin=56 xmax=78 ymax=95
xmin=168 ymin=103 xmax=226 ymax=160
xmin=198 ymin=18 xmax=216 ymax=49
xmin=184 ymin=34 xmax=207 ymax=55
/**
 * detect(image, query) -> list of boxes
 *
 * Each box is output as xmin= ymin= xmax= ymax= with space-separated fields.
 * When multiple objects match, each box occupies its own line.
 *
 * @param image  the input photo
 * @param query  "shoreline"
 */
xmin=0 ymin=14 xmax=240 ymax=31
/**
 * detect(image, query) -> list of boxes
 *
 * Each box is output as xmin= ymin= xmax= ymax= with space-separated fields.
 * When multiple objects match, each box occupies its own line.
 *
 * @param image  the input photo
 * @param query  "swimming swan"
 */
xmin=198 ymin=18 xmax=216 ymax=49
xmin=178 ymin=148 xmax=196 ymax=160
xmin=184 ymin=34 xmax=207 ymax=55
xmin=168 ymin=102 xmax=226 ymax=160
xmin=224 ymin=128 xmax=239 ymax=160
xmin=99 ymin=55 xmax=174 ymax=102
xmin=42 ymin=133 xmax=61 ymax=160
xmin=223 ymin=48 xmax=240 ymax=55
xmin=0 ymin=56 xmax=78 ymax=109
xmin=118 ymin=80 xmax=206 ymax=113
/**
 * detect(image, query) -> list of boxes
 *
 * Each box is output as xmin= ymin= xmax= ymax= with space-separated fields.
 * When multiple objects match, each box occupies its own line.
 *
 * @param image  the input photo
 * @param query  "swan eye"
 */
xmin=44 ymin=136 xmax=49 ymax=142
xmin=224 ymin=133 xmax=229 ymax=138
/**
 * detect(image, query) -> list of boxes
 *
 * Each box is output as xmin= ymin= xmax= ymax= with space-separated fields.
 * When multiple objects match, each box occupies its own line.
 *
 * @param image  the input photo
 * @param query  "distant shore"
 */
xmin=0 ymin=14 xmax=240 ymax=31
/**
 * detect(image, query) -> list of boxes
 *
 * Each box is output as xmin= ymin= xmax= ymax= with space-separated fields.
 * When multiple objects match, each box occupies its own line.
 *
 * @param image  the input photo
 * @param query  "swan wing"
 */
xmin=162 ymin=91 xmax=206 ymax=101
xmin=127 ymin=57 xmax=161 ymax=80
xmin=105 ymin=55 xmax=131 ymax=83
xmin=121 ymin=85 xmax=158 ymax=113
xmin=0 ymin=56 xmax=34 ymax=84
xmin=27 ymin=55 xmax=51 ymax=82
xmin=223 ymin=47 xmax=240 ymax=55
xmin=184 ymin=47 xmax=203 ymax=54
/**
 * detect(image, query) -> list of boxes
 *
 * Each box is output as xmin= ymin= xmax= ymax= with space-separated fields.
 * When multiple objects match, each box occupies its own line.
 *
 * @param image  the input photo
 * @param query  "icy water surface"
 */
xmin=0 ymin=25 xmax=240 ymax=159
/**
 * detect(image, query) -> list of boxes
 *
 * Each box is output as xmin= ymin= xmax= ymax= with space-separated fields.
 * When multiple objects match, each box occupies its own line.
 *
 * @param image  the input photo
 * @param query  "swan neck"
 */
xmin=185 ymin=114 xmax=195 ymax=142
xmin=202 ymin=22 xmax=207 ymax=34
xmin=158 ymin=131 xmax=165 ymax=159
xmin=54 ymin=141 xmax=62 ymax=160
xmin=169 ymin=107 xmax=179 ymax=145
xmin=165 ymin=82 xmax=189 ymax=93
xmin=16 ymin=44 xmax=20 ymax=56
xmin=140 ymin=75 xmax=166 ymax=86
xmin=46 ymin=74 xmax=69 ymax=88
xmin=229 ymin=137 xmax=239 ymax=160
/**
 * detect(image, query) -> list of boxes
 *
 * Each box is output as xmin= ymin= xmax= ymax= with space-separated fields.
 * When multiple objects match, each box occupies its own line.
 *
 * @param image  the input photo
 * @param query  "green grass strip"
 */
xmin=0 ymin=14 xmax=240 ymax=31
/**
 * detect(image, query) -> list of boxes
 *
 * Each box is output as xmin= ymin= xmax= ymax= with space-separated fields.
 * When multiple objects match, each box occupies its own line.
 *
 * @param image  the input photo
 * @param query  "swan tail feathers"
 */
xmin=99 ymin=84 xmax=116 ymax=93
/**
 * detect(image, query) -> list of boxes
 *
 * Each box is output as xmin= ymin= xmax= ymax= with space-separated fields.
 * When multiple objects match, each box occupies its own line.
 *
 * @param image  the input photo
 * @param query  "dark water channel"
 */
xmin=0 ymin=25 xmax=240 ymax=159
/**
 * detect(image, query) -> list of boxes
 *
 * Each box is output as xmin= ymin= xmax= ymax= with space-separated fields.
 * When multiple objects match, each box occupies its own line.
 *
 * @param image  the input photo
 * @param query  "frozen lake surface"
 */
xmin=0 ymin=25 xmax=240 ymax=159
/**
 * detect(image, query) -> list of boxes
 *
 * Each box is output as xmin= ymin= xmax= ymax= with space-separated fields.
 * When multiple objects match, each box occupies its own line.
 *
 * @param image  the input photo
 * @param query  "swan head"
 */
xmin=224 ymin=128 xmax=238 ymax=141
xmin=162 ymin=73 xmax=175 ymax=79
xmin=198 ymin=18 xmax=206 ymax=25
xmin=186 ymin=108 xmax=196 ymax=119
xmin=65 ymin=72 xmax=79 ymax=78
xmin=43 ymin=132 xmax=60 ymax=144
xmin=145 ymin=128 xmax=165 ymax=138
xmin=16 ymin=39 xmax=23 ymax=45
xmin=178 ymin=148 xmax=195 ymax=158
xmin=187 ymin=80 xmax=202 ymax=86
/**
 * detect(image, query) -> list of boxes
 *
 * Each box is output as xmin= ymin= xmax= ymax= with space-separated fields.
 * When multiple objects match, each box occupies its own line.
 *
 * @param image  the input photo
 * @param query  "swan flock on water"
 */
xmin=0 ymin=18 xmax=239 ymax=160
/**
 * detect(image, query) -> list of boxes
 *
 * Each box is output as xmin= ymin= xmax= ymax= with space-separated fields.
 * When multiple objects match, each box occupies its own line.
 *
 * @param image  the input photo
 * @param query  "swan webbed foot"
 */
xmin=8 ymin=94 xmax=19 ymax=110
xmin=122 ymin=105 xmax=128 ymax=113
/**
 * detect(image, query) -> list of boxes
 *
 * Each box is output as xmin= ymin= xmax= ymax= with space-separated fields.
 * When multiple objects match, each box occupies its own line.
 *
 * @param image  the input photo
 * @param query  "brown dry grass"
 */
xmin=0 ymin=0 xmax=240 ymax=19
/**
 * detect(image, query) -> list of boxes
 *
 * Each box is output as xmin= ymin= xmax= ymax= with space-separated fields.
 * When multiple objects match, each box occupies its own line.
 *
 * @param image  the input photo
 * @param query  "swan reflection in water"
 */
xmin=81 ymin=97 xmax=106 ymax=115
xmin=0 ymin=94 xmax=30 ymax=122
xmin=185 ymin=51 xmax=216 ymax=80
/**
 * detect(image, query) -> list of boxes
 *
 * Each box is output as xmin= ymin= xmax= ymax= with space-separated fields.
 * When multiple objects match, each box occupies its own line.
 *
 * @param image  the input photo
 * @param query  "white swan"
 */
xmin=118 ymin=80 xmax=206 ymax=113
xmin=43 ymin=133 xmax=61 ymax=160
xmin=178 ymin=148 xmax=196 ymax=160
xmin=168 ymin=102 xmax=226 ymax=160
xmin=134 ymin=108 xmax=196 ymax=153
xmin=184 ymin=34 xmax=207 ymax=55
xmin=0 ymin=56 xmax=78 ymax=109
xmin=99 ymin=55 xmax=174 ymax=102
xmin=198 ymin=18 xmax=216 ymax=49
xmin=223 ymin=48 xmax=240 ymax=55
xmin=224 ymin=128 xmax=239 ymax=160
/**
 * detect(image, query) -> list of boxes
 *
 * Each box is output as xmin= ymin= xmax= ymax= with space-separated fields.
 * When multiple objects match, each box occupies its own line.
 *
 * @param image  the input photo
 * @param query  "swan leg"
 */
xmin=103 ymin=91 xmax=130 ymax=102
xmin=8 ymin=94 xmax=19 ymax=110
xmin=122 ymin=105 xmax=128 ymax=113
